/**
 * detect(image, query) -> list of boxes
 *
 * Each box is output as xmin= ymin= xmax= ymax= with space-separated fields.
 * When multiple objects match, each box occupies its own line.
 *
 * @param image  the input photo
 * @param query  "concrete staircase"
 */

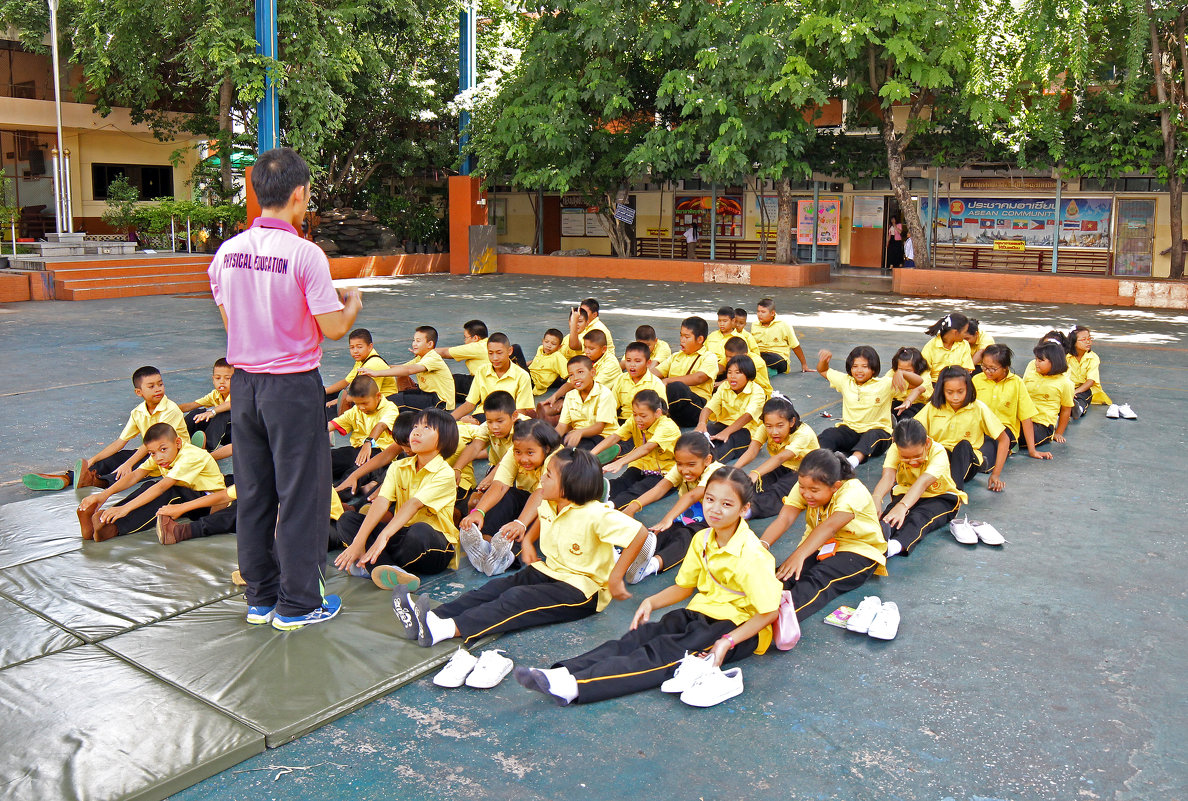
xmin=38 ymin=254 xmax=214 ymax=300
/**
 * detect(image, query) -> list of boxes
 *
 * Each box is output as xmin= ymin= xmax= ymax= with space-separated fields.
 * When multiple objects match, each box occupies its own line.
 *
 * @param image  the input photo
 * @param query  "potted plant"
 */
xmin=101 ymin=176 xmax=141 ymax=242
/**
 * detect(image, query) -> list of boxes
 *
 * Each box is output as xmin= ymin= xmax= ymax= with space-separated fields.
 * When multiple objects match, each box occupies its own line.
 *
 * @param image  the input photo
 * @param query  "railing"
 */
xmin=929 ymin=245 xmax=1112 ymax=275
xmin=635 ymin=238 xmax=776 ymax=262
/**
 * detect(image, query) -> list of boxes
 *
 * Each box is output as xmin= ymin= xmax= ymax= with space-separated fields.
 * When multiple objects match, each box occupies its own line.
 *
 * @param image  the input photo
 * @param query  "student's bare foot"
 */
xmin=76 ymin=507 xmax=95 ymax=540
xmin=93 ymin=521 xmax=118 ymax=542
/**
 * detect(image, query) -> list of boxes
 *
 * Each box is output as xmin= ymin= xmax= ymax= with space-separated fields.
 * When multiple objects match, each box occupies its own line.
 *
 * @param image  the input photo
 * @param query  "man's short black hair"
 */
xmin=144 ymin=422 xmax=179 ymax=445
xmin=132 ymin=365 xmax=161 ymax=389
xmin=251 ymin=148 xmax=311 ymax=209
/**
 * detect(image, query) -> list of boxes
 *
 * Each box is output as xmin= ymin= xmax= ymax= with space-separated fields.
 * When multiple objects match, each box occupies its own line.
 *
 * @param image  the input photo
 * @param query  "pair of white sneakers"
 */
xmin=847 ymin=595 xmax=900 ymax=640
xmin=949 ymin=517 xmax=1005 ymax=546
xmin=660 ymin=652 xmax=744 ymax=707
xmin=433 ymin=648 xmax=514 ymax=689
xmin=460 ymin=524 xmax=516 ymax=577
xmin=1106 ymin=404 xmax=1137 ymax=420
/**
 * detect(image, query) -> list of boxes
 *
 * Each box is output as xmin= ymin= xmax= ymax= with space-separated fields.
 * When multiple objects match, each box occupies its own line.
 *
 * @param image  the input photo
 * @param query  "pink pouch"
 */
xmin=772 ymin=590 xmax=801 ymax=650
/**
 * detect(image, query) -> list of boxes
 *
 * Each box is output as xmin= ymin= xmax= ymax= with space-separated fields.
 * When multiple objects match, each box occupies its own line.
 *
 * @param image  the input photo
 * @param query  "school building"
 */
xmin=0 ymin=34 xmax=200 ymax=239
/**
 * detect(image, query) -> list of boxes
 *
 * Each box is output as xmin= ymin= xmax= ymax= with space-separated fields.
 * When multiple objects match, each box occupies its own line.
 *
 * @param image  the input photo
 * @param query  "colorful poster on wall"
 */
xmin=920 ymin=197 xmax=1112 ymax=249
xmin=852 ymin=196 xmax=884 ymax=229
xmin=755 ymin=195 xmax=779 ymax=233
xmin=674 ymin=195 xmax=744 ymax=240
xmin=796 ymin=198 xmax=841 ymax=245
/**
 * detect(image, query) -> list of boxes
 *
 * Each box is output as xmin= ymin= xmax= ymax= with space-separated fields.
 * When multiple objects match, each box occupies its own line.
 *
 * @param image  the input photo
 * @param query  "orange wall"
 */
xmin=328 ymin=253 xmax=448 ymax=280
xmin=891 ymin=267 xmax=1188 ymax=309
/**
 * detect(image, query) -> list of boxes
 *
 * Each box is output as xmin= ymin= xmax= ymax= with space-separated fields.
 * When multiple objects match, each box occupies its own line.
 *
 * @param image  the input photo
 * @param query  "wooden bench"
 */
xmin=635 ymin=238 xmax=777 ymax=262
xmin=929 ymin=245 xmax=1111 ymax=275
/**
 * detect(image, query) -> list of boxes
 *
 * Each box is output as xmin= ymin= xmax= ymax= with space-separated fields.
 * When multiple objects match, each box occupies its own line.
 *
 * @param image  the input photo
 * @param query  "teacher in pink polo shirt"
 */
xmin=209 ymin=148 xmax=362 ymax=631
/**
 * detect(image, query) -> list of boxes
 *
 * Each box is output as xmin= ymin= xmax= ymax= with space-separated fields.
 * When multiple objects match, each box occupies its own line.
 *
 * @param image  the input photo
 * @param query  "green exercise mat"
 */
xmin=0 ymin=644 xmax=264 ymax=801
xmin=104 ymin=572 xmax=479 ymax=747
xmin=0 ymin=492 xmax=86 ymax=570
xmin=0 ymin=593 xmax=83 ymax=670
xmin=0 ymin=531 xmax=241 ymax=642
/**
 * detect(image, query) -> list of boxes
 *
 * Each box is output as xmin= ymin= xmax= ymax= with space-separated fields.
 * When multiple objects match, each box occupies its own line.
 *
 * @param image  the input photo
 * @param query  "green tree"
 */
xmin=100 ymin=176 xmax=141 ymax=237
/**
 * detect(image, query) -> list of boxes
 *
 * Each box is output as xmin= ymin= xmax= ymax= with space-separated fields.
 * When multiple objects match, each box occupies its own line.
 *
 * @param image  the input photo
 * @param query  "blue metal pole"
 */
xmin=710 ymin=182 xmax=717 ymax=260
xmin=255 ymin=0 xmax=278 ymax=152
xmin=1052 ymin=172 xmax=1061 ymax=273
xmin=459 ymin=0 xmax=476 ymax=175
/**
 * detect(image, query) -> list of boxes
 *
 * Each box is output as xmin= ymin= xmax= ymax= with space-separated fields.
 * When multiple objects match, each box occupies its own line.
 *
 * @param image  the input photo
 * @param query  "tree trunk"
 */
xmin=775 ymin=177 xmax=797 ymax=264
xmin=218 ymin=76 xmax=234 ymax=199
xmin=882 ymin=113 xmax=927 ymax=268
xmin=600 ymin=183 xmax=632 ymax=257
xmin=1150 ymin=6 xmax=1185 ymax=278
xmin=1169 ymin=174 xmax=1184 ymax=279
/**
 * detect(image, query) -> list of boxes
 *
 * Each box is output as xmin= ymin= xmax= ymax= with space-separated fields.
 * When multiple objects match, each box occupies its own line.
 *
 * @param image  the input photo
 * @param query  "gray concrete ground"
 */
xmin=1 ymin=275 xmax=1185 ymax=800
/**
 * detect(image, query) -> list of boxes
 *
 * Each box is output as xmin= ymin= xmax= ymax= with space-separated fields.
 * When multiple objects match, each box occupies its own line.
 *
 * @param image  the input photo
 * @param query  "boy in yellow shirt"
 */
xmin=612 ymin=341 xmax=667 ymax=422
xmin=178 ymin=357 xmax=235 ymax=451
xmin=362 ymin=325 xmax=456 ymax=412
xmin=436 ymin=319 xmax=490 ymax=402
xmin=752 ymin=297 xmax=809 ymax=373
xmin=76 ymin=422 xmax=226 ymax=542
xmin=529 ymin=329 xmax=568 ymax=395
xmin=557 ymin=356 xmax=619 ymax=454
xmin=631 ymin=324 xmax=671 ymax=369
xmin=651 ymin=316 xmax=718 ymax=427
xmin=452 ymin=333 xmax=535 ymax=421
xmin=563 ymin=299 xmax=616 ymax=359
xmin=323 ymin=328 xmax=395 ymax=415
xmin=706 ymin=306 xmax=758 ymax=375
xmin=329 ymin=376 xmax=399 ymax=483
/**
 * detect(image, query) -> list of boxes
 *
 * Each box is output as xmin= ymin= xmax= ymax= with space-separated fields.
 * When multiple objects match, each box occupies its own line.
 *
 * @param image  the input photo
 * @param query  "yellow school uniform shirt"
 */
xmin=705 ymin=330 xmax=757 ymax=368
xmin=677 ymin=520 xmax=783 ymax=625
xmin=750 ymin=316 xmax=799 ymax=359
xmin=191 ymin=388 xmax=229 ymax=408
xmin=493 ymin=449 xmax=553 ymax=492
xmin=885 ymin=369 xmax=931 ymax=404
xmin=969 ymin=331 xmax=995 ymax=353
xmin=663 ymin=460 xmax=726 ymax=496
xmin=590 ymin=353 xmax=623 ymax=387
xmin=138 ymin=443 xmax=226 ymax=492
xmin=882 ymin=440 xmax=967 ymax=504
xmin=333 ymin=398 xmax=399 ymax=449
xmin=972 ymin=372 xmax=1037 ymax=438
xmin=649 ymin=339 xmax=672 ymax=364
xmin=228 ymin=483 xmax=343 ymax=520
xmin=1023 ymin=371 xmax=1075 ymax=427
xmin=613 ymin=416 xmax=681 ymax=473
xmin=451 ymin=423 xmax=479 ymax=491
xmin=914 ymin=400 xmax=1005 ymax=450
xmin=402 ymin=351 xmax=456 ymax=410
xmin=346 ymin=352 xmax=397 ymax=397
xmin=751 ymin=423 xmax=819 ymax=468
xmin=784 ymin=479 xmax=887 ymax=575
xmin=745 ymin=349 xmax=773 ymax=397
xmin=532 ymin=500 xmax=641 ymax=611
xmin=559 ymin=381 xmax=618 ymax=431
xmin=378 ymin=453 xmax=461 ymax=559
xmin=563 ymin=318 xmax=616 ymax=359
xmin=611 ymin=370 xmax=666 ymax=421
xmin=655 ymin=348 xmax=718 ymax=400
xmin=1068 ymin=351 xmax=1112 ymax=404
xmin=921 ymin=336 xmax=974 ymax=381
xmin=447 ymin=339 xmax=489 ymax=375
xmin=529 ymin=346 xmax=567 ymax=394
xmin=120 ymin=396 xmax=191 ymax=446
xmin=465 ymin=362 xmax=534 ymax=412
xmin=473 ymin=420 xmax=516 ymax=471
xmin=705 ymin=381 xmax=765 ymax=434
xmin=826 ymin=368 xmax=894 ymax=433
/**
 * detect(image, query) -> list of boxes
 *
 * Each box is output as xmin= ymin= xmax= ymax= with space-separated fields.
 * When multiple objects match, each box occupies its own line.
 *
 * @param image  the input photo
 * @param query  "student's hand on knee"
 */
xmin=563 ymin=431 xmax=581 ymax=448
xmin=648 ymin=518 xmax=672 ymax=534
xmin=335 ymin=476 xmax=358 ymax=494
xmin=776 ymin=552 xmax=806 ymax=581
xmin=460 ymin=415 xmax=479 ymax=426
xmin=114 ymin=463 xmax=134 ymax=481
xmin=630 ymin=598 xmax=653 ymax=630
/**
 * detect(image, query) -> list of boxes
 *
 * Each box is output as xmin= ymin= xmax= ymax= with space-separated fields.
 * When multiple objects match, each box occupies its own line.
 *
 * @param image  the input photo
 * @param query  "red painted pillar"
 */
xmin=449 ymin=175 xmax=487 ymax=274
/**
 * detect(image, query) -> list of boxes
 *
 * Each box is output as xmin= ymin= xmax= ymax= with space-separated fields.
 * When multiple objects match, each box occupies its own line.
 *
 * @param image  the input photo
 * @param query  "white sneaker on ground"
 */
xmin=868 ymin=602 xmax=900 ymax=640
xmin=626 ymin=532 xmax=658 ymax=584
xmin=464 ymin=649 xmax=515 ymax=689
xmin=1106 ymin=404 xmax=1120 ymax=419
xmin=1117 ymin=403 xmax=1137 ymax=420
xmin=487 ymin=533 xmax=516 ymax=576
xmin=433 ymin=649 xmax=478 ymax=688
xmin=460 ymin=524 xmax=490 ymax=573
xmin=846 ymin=595 xmax=883 ymax=634
xmin=660 ymin=651 xmax=716 ymax=694
xmin=949 ymin=517 xmax=978 ymax=545
xmin=680 ymin=667 xmax=744 ymax=707
xmin=972 ymin=521 xmax=1005 ymax=546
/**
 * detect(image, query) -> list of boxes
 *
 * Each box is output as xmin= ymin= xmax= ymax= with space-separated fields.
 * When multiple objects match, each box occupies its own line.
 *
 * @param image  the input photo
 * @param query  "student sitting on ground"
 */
xmin=436 ymin=319 xmax=489 ymax=402
xmin=651 ymin=316 xmax=717 ymax=428
xmin=870 ymin=419 xmax=967 ymax=559
xmin=632 ymin=324 xmax=671 ymax=369
xmin=178 ymin=358 xmax=234 ymax=451
xmin=1065 ymin=325 xmax=1111 ymax=419
xmin=555 ymin=355 xmax=619 ymax=453
xmin=722 ymin=335 xmax=771 ymax=400
xmin=761 ymin=449 xmax=887 ymax=620
xmin=1023 ymin=342 xmax=1075 ymax=448
xmin=612 ymin=341 xmax=667 ymax=423
xmin=752 ymin=297 xmax=809 ymax=373
xmin=334 ymin=408 xmax=461 ymax=589
xmin=963 ymin=318 xmax=994 ymax=369
xmin=76 ymin=422 xmax=226 ymax=542
xmin=706 ymin=306 xmax=759 ymax=376
xmin=391 ymin=448 xmax=648 ymax=650
xmin=529 ymin=329 xmax=568 ymax=396
xmin=334 ymin=411 xmax=416 ymax=502
xmin=324 ymin=328 xmax=395 ymax=414
xmin=915 ymin=366 xmax=1010 ymax=492
xmin=593 ymin=390 xmax=681 ymax=508
xmin=450 ymin=391 xmax=519 ymax=505
xmin=515 ymin=466 xmax=780 ymax=707
xmin=696 ymin=354 xmax=765 ymax=462
xmin=621 ymin=433 xmax=725 ymax=584
xmin=887 ymin=347 xmax=931 ymax=425
xmin=921 ymin=313 xmax=973 ymax=382
xmin=971 ymin=344 xmax=1049 ymax=459
xmin=451 ymin=333 xmax=535 ymax=422
xmin=362 ymin=325 xmax=456 ymax=413
xmin=816 ymin=347 xmax=907 ymax=467
xmin=562 ymin=298 xmax=616 ymax=359
xmin=328 ymin=375 xmax=399 ymax=483
xmin=536 ymin=329 xmax=621 ymax=423
xmin=733 ymin=395 xmax=818 ymax=519
xmin=31 ymin=365 xmax=192 ymax=492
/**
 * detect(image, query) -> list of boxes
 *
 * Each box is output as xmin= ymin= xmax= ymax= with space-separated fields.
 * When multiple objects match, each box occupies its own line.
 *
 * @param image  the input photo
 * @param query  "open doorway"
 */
xmin=883 ymin=196 xmax=904 ymax=272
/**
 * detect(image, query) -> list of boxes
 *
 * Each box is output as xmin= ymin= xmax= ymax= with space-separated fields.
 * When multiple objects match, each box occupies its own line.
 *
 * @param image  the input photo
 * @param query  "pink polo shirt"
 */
xmin=209 ymin=217 xmax=343 ymax=373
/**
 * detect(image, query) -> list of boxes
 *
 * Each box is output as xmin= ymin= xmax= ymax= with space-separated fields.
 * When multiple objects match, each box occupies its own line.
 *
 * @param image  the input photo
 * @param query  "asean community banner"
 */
xmin=921 ymin=197 xmax=1112 ymax=250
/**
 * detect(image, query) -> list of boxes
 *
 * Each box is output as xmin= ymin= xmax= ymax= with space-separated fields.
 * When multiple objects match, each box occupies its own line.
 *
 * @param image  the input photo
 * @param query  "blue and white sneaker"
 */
xmin=245 ymin=604 xmax=276 ymax=625
xmin=271 ymin=595 xmax=343 ymax=631
xmin=345 ymin=563 xmax=370 ymax=579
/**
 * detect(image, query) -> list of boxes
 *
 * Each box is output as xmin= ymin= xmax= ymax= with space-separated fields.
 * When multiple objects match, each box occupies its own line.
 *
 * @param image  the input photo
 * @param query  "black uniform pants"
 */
xmin=817 ymin=425 xmax=891 ymax=461
xmin=880 ymin=493 xmax=962 ymax=555
xmin=785 ymin=551 xmax=880 ymax=620
xmin=665 ymin=382 xmax=706 ymax=428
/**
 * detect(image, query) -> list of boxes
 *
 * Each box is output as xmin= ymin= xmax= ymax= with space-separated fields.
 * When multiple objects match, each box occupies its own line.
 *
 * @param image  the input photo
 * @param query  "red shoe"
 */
xmin=155 ymin=515 xmax=193 ymax=545
xmin=77 ymin=506 xmax=95 ymax=540
xmin=93 ymin=520 xmax=118 ymax=542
